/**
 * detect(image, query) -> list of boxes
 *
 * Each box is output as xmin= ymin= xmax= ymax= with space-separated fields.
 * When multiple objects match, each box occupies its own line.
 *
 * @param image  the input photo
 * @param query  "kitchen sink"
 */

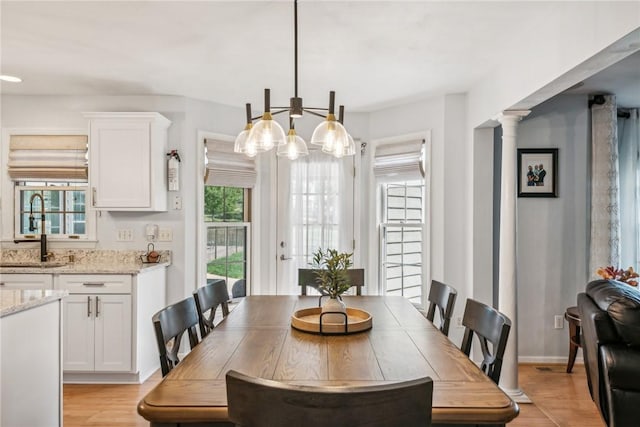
xmin=0 ymin=261 xmax=67 ymax=268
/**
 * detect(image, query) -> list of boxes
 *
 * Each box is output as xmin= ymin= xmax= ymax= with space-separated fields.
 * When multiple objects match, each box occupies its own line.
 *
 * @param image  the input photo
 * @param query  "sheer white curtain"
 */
xmin=289 ymin=150 xmax=353 ymax=269
xmin=590 ymin=95 xmax=621 ymax=278
xmin=618 ymin=109 xmax=640 ymax=271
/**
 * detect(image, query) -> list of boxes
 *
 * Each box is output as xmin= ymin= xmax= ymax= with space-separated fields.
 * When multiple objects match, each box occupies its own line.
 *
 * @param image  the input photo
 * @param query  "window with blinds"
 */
xmin=8 ymin=134 xmax=88 ymax=181
xmin=373 ymin=139 xmax=425 ymax=183
xmin=7 ymin=133 xmax=93 ymax=240
xmin=204 ymin=139 xmax=256 ymax=188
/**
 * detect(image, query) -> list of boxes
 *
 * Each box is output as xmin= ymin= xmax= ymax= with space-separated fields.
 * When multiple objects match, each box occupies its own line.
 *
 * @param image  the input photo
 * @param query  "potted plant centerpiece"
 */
xmin=311 ymin=248 xmax=353 ymax=324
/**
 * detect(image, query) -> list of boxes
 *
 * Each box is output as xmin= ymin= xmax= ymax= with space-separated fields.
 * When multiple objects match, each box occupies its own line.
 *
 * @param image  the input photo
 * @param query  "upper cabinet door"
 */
xmin=86 ymin=112 xmax=171 ymax=211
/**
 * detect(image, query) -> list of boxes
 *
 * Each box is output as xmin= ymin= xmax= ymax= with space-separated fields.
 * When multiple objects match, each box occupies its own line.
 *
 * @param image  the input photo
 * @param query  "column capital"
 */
xmin=495 ymin=110 xmax=531 ymax=125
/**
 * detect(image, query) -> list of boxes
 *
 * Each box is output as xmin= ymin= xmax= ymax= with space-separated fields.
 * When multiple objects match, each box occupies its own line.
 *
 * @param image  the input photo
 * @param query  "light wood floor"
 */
xmin=63 ymin=363 xmax=604 ymax=427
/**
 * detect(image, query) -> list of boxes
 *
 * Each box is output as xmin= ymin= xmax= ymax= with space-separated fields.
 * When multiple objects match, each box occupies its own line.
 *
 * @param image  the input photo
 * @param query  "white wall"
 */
xmin=467 ymin=2 xmax=640 ymax=127
xmin=516 ymin=94 xmax=590 ymax=362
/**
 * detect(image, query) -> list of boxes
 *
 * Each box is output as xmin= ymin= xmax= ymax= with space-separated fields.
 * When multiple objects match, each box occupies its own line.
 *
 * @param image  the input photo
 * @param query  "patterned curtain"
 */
xmin=589 ymin=95 xmax=621 ymax=278
xmin=618 ymin=109 xmax=640 ymax=271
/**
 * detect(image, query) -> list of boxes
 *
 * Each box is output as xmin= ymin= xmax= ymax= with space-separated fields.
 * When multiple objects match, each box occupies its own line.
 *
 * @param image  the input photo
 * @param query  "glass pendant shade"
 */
xmin=234 ymin=124 xmax=257 ymax=157
xmin=312 ymin=115 xmax=349 ymax=154
xmin=246 ymin=112 xmax=286 ymax=152
xmin=343 ymin=133 xmax=356 ymax=156
xmin=277 ymin=129 xmax=309 ymax=160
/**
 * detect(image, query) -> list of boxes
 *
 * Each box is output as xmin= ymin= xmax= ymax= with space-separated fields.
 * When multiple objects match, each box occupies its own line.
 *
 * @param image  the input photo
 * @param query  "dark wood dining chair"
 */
xmin=298 ymin=268 xmax=365 ymax=296
xmin=226 ymin=370 xmax=433 ymax=427
xmin=460 ymin=298 xmax=511 ymax=384
xmin=425 ymin=280 xmax=457 ymax=336
xmin=193 ymin=279 xmax=230 ymax=337
xmin=152 ymin=297 xmax=200 ymax=377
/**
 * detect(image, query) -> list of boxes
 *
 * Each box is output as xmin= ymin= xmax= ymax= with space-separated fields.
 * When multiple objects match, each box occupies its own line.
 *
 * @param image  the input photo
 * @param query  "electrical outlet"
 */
xmin=117 ymin=229 xmax=134 ymax=242
xmin=554 ymin=315 xmax=564 ymax=329
xmin=158 ymin=227 xmax=173 ymax=242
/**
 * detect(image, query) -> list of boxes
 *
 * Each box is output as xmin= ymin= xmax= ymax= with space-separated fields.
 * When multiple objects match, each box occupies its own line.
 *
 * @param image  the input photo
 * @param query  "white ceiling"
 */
xmin=1 ymin=1 xmax=638 ymax=112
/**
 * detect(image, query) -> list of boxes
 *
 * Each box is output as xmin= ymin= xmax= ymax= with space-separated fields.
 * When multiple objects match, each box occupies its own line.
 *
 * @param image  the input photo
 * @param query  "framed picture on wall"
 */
xmin=517 ymin=148 xmax=558 ymax=197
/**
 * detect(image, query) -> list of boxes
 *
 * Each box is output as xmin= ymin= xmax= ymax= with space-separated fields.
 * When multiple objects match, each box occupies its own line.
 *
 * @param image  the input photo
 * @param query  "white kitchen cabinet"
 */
xmin=56 ymin=267 xmax=166 ymax=383
xmin=62 ymin=293 xmax=132 ymax=372
xmin=0 ymin=273 xmax=53 ymax=289
xmin=85 ymin=112 xmax=171 ymax=211
xmin=58 ymin=274 xmax=132 ymax=373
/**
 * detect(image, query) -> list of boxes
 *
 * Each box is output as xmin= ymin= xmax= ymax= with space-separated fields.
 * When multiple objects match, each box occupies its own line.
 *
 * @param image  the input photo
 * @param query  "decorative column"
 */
xmin=497 ymin=110 xmax=530 ymax=403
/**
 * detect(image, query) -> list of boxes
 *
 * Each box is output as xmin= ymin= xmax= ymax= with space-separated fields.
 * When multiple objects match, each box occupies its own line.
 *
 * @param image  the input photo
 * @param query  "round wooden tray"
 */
xmin=291 ymin=307 xmax=372 ymax=335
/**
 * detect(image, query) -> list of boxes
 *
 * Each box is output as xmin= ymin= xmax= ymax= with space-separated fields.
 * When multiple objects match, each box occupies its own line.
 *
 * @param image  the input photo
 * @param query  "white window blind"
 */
xmin=373 ymin=139 xmax=425 ymax=183
xmin=205 ymin=139 xmax=256 ymax=188
xmin=8 ymin=135 xmax=88 ymax=181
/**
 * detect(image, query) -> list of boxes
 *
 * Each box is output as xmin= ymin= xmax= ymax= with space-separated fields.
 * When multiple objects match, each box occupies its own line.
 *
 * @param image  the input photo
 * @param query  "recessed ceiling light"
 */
xmin=0 ymin=75 xmax=22 ymax=83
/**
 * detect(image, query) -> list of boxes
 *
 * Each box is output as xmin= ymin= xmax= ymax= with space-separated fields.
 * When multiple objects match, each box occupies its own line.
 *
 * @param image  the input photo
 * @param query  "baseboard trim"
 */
xmin=518 ymin=356 xmax=583 ymax=364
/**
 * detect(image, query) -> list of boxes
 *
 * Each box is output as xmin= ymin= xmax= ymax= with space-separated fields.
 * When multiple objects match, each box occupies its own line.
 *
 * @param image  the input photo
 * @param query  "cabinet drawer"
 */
xmin=0 ymin=274 xmax=53 ymax=290
xmin=56 ymin=274 xmax=132 ymax=294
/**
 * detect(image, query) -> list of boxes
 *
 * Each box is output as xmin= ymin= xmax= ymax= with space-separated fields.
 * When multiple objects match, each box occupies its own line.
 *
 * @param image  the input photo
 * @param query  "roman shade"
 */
xmin=205 ymin=139 xmax=256 ymax=188
xmin=373 ymin=139 xmax=425 ymax=182
xmin=8 ymin=134 xmax=88 ymax=180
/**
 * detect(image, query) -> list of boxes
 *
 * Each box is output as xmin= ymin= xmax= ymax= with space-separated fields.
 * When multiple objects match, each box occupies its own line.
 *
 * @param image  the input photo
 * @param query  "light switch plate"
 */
xmin=117 ymin=229 xmax=134 ymax=241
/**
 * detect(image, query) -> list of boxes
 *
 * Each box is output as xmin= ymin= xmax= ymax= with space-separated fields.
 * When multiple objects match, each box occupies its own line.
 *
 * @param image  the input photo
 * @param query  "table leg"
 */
xmin=566 ymin=317 xmax=579 ymax=373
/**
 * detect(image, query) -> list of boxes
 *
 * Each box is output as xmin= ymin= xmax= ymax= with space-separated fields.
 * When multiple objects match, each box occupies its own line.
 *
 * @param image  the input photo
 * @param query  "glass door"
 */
xmin=276 ymin=150 xmax=354 ymax=294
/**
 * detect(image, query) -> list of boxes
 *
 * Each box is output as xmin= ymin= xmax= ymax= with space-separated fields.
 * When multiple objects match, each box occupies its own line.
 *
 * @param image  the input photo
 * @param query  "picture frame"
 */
xmin=517 ymin=148 xmax=558 ymax=198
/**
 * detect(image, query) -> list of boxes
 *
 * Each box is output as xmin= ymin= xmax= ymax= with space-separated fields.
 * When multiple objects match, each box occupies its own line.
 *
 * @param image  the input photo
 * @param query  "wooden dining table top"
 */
xmin=138 ymin=295 xmax=519 ymax=425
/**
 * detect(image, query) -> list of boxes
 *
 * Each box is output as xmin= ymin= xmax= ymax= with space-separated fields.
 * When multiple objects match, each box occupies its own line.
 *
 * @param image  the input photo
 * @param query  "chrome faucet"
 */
xmin=14 ymin=193 xmax=49 ymax=262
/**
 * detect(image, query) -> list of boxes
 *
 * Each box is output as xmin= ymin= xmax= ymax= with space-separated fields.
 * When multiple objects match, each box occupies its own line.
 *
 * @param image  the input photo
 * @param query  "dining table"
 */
xmin=138 ymin=295 xmax=519 ymax=426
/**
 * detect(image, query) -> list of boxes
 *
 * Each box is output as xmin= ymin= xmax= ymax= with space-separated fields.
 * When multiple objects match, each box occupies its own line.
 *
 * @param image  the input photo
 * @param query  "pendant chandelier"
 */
xmin=234 ymin=0 xmax=355 ymax=160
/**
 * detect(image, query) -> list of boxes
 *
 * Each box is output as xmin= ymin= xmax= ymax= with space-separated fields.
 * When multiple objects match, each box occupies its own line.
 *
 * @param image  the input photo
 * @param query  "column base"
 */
xmin=500 ymin=387 xmax=532 ymax=403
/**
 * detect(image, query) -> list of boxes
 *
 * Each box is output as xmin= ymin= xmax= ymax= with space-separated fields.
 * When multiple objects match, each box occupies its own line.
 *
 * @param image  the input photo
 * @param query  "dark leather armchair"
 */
xmin=578 ymin=279 xmax=640 ymax=427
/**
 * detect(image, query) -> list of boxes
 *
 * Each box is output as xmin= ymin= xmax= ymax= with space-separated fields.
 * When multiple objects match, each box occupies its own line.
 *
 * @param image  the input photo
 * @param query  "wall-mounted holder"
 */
xmin=141 ymin=243 xmax=160 ymax=264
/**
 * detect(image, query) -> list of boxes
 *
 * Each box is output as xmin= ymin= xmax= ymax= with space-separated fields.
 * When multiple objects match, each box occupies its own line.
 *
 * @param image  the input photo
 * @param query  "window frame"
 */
xmin=13 ymin=182 xmax=96 ymax=241
xmin=204 ymin=184 xmax=252 ymax=295
xmin=379 ymin=181 xmax=425 ymax=304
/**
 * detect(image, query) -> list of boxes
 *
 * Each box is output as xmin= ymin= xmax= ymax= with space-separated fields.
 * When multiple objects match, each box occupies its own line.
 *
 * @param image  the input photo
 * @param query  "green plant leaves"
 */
xmin=310 ymin=248 xmax=354 ymax=298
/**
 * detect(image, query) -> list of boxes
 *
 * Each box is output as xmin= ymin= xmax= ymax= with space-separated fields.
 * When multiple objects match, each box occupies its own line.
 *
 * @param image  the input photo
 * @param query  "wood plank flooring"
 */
xmin=63 ymin=363 xmax=604 ymax=426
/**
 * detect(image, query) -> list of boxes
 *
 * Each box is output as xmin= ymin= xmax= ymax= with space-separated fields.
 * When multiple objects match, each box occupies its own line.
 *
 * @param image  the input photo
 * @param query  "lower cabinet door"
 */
xmin=94 ymin=294 xmax=132 ymax=372
xmin=63 ymin=295 xmax=95 ymax=371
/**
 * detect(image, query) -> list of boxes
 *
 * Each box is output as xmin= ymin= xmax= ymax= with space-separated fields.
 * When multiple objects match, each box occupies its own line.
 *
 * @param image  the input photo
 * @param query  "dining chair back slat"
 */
xmin=226 ymin=369 xmax=433 ymax=427
xmin=194 ymin=279 xmax=230 ymax=337
xmin=460 ymin=298 xmax=511 ymax=384
xmin=152 ymin=297 xmax=200 ymax=377
xmin=298 ymin=268 xmax=365 ymax=296
xmin=425 ymin=280 xmax=457 ymax=336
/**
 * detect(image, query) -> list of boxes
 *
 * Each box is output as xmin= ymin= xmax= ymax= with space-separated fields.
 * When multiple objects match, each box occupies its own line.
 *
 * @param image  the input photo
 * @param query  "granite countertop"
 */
xmin=0 ymin=261 xmax=170 ymax=274
xmin=0 ymin=289 xmax=68 ymax=318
